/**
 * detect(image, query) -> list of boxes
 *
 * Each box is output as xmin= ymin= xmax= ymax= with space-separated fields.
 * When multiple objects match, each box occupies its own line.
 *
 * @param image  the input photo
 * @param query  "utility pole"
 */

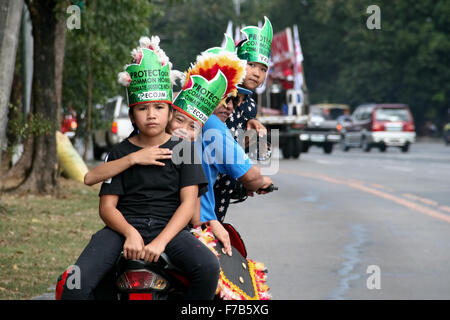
xmin=233 ymin=0 xmax=241 ymax=16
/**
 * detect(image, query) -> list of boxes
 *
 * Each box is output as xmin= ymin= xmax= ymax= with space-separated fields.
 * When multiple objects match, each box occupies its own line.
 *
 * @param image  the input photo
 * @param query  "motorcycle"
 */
xmin=55 ymin=184 xmax=277 ymax=301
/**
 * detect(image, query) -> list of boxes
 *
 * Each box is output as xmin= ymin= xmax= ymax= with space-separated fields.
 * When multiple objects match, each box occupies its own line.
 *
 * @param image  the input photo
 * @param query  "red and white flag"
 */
xmin=292 ymin=24 xmax=304 ymax=91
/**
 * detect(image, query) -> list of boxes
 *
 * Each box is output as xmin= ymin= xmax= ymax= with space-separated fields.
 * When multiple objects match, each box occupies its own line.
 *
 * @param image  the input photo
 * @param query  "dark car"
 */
xmin=340 ymin=103 xmax=416 ymax=152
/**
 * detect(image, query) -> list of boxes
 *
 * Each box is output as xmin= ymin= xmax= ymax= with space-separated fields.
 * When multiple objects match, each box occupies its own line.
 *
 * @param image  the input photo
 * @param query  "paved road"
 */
xmin=226 ymin=140 xmax=450 ymax=299
xmin=35 ymin=140 xmax=450 ymax=300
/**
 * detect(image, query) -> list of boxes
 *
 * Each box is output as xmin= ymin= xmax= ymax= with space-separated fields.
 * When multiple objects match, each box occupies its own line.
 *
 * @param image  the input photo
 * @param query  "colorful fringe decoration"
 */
xmin=191 ymin=225 xmax=271 ymax=300
xmin=182 ymin=51 xmax=247 ymax=99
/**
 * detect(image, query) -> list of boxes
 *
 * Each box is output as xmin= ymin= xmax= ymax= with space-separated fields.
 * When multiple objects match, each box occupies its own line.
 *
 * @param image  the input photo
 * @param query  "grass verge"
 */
xmin=0 ymin=178 xmax=103 ymax=300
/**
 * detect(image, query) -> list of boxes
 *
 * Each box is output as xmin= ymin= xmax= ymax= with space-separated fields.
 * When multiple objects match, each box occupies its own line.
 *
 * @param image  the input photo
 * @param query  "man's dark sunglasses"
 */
xmin=225 ymin=96 xmax=240 ymax=106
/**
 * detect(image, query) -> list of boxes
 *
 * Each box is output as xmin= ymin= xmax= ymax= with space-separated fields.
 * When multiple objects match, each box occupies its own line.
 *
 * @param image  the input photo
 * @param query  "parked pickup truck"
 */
xmin=92 ymin=96 xmax=133 ymax=160
xmin=299 ymin=104 xmax=350 ymax=154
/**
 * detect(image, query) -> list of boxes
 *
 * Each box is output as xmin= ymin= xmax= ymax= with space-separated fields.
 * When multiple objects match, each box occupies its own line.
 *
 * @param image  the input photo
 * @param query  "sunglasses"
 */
xmin=225 ymin=96 xmax=240 ymax=106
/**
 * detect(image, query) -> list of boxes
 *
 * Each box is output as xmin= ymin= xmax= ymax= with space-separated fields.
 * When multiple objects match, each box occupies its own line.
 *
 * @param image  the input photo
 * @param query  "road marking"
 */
xmin=440 ymin=206 xmax=450 ymax=213
xmin=383 ymin=166 xmax=414 ymax=172
xmin=402 ymin=193 xmax=439 ymax=207
xmin=280 ymin=168 xmax=450 ymax=224
xmin=316 ymin=159 xmax=343 ymax=165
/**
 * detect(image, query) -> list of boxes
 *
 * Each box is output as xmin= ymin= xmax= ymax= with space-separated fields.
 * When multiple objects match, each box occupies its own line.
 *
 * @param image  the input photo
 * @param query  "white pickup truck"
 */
xmin=92 ymin=96 xmax=133 ymax=160
xmin=297 ymin=104 xmax=349 ymax=154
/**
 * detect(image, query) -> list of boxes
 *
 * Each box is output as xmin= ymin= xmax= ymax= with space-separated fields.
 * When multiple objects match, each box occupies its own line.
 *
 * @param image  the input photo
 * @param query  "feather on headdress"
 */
xmin=117 ymin=36 xmax=184 ymax=106
xmin=182 ymin=50 xmax=246 ymax=98
xmin=173 ymin=48 xmax=246 ymax=125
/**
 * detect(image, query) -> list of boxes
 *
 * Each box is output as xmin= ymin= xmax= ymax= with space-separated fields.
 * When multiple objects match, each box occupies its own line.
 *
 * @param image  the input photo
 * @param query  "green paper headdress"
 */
xmin=237 ymin=16 xmax=273 ymax=67
xmin=118 ymin=36 xmax=182 ymax=107
xmin=173 ymin=48 xmax=246 ymax=126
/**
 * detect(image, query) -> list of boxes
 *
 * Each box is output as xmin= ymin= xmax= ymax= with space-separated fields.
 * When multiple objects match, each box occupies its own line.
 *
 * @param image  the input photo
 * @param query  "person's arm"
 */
xmin=209 ymin=220 xmax=232 ymax=256
xmin=84 ymin=146 xmax=172 ymax=186
xmin=85 ymin=156 xmax=134 ymax=186
xmin=246 ymin=119 xmax=267 ymax=137
xmin=99 ymin=194 xmax=144 ymax=260
xmin=141 ymin=185 xmax=199 ymax=262
xmin=217 ymin=126 xmax=272 ymax=192
xmin=189 ymin=197 xmax=202 ymax=226
xmin=244 ymin=119 xmax=267 ymax=148
xmin=238 ymin=165 xmax=272 ymax=192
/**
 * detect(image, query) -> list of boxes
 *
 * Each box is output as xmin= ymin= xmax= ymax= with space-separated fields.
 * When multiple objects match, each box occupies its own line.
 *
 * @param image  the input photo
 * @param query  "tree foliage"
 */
xmin=62 ymin=0 xmax=158 ymax=134
xmin=147 ymin=0 xmax=235 ymax=76
xmin=3 ymin=0 xmax=448 ymax=195
xmin=260 ymin=0 xmax=450 ymax=132
xmin=63 ymin=0 xmax=450 ymax=135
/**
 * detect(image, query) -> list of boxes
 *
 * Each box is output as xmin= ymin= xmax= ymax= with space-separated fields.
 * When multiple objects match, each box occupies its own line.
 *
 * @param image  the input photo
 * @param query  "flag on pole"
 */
xmin=292 ymin=24 xmax=304 ymax=91
xmin=221 ymin=20 xmax=234 ymax=47
xmin=234 ymin=24 xmax=246 ymax=43
xmin=235 ymin=26 xmax=241 ymax=43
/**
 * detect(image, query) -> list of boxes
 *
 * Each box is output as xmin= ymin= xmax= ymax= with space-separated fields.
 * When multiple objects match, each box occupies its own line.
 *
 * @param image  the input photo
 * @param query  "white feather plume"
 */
xmin=117 ymin=71 xmax=131 ymax=87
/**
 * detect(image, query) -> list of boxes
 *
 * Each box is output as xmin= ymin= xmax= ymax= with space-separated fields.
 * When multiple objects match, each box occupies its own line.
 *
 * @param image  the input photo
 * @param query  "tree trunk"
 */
xmin=2 ymin=73 xmax=34 ymax=187
xmin=2 ymin=71 xmax=23 ymax=172
xmin=0 ymin=0 xmax=24 ymax=176
xmin=2 ymin=132 xmax=33 ymax=183
xmin=83 ymin=0 xmax=95 ymax=161
xmin=2 ymin=76 xmax=34 ymax=188
xmin=83 ymin=52 xmax=92 ymax=161
xmin=14 ymin=0 xmax=66 ymax=195
xmin=55 ymin=10 xmax=66 ymax=131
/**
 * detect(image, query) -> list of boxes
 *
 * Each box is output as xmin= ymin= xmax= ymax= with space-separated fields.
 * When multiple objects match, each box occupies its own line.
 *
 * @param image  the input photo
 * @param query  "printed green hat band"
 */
xmin=128 ymin=99 xmax=173 ymax=108
xmin=125 ymin=48 xmax=173 ymax=107
xmin=172 ymin=105 xmax=204 ymax=126
xmin=237 ymin=17 xmax=273 ymax=67
xmin=172 ymin=71 xmax=228 ymax=125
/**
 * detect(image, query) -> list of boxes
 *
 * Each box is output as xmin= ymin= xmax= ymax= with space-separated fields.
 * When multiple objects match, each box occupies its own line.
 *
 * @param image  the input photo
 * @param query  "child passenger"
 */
xmin=80 ymin=46 xmax=274 ymax=300
xmin=84 ymin=45 xmax=273 ymax=258
xmin=60 ymin=36 xmax=219 ymax=300
xmin=214 ymin=17 xmax=274 ymax=222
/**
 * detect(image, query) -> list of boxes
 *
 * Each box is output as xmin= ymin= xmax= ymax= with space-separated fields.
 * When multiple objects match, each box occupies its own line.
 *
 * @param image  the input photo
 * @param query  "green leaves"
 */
xmin=63 ymin=0 xmax=158 ymax=134
xmin=263 ymin=0 xmax=449 ymax=128
xmin=63 ymin=0 xmax=450 ymax=133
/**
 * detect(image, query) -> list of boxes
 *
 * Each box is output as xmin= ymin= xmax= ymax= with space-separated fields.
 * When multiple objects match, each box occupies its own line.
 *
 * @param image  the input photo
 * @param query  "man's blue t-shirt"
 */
xmin=199 ymin=115 xmax=252 ymax=222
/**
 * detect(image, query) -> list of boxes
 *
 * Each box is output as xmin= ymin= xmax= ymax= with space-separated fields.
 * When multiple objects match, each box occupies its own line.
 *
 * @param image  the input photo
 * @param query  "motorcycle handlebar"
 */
xmin=230 ymin=183 xmax=278 ymax=204
xmin=257 ymin=184 xmax=278 ymax=193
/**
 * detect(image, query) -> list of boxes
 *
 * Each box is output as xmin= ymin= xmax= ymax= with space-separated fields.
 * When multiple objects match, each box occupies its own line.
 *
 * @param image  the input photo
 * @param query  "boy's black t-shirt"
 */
xmin=99 ymin=136 xmax=207 ymax=222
